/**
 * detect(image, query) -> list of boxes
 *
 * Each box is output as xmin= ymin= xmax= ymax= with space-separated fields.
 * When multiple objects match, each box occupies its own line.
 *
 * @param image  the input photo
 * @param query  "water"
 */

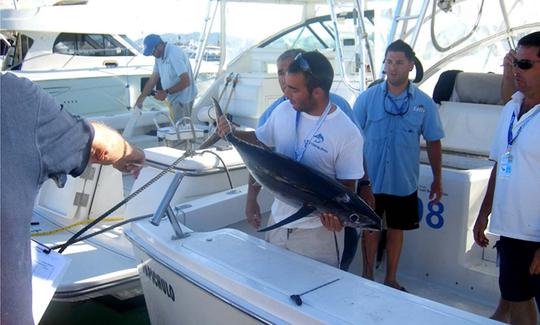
xmin=39 ymin=296 xmax=150 ymax=325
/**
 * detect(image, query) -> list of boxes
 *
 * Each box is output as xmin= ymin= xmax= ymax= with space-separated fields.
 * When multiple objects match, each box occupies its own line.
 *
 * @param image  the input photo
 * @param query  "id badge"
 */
xmin=499 ymin=151 xmax=513 ymax=177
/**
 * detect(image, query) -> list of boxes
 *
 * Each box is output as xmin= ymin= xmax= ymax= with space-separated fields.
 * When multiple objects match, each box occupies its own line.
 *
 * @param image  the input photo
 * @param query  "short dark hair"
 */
xmin=518 ymin=31 xmax=540 ymax=57
xmin=288 ymin=50 xmax=333 ymax=94
xmin=385 ymin=40 xmax=415 ymax=61
xmin=277 ymin=48 xmax=305 ymax=63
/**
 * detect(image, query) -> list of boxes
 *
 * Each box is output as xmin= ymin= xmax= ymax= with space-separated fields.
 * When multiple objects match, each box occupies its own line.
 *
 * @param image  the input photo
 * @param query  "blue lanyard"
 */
xmin=507 ymin=108 xmax=540 ymax=149
xmin=294 ymin=101 xmax=332 ymax=162
xmin=387 ymin=94 xmax=409 ymax=114
xmin=384 ymin=84 xmax=411 ymax=116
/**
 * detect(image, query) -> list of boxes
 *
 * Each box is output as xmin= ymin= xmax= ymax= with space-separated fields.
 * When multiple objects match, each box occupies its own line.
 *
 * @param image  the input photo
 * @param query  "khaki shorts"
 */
xmin=170 ymin=100 xmax=194 ymax=123
xmin=265 ymin=215 xmax=344 ymax=267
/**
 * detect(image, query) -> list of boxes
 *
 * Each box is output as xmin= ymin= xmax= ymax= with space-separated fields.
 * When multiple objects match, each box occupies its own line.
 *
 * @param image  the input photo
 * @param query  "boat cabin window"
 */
xmin=1 ymin=33 xmax=33 ymax=71
xmin=53 ymin=33 xmax=134 ymax=56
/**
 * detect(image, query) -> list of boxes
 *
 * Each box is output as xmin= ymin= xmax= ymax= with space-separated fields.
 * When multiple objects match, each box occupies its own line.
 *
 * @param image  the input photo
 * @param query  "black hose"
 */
xmin=54 ymin=151 xmax=192 ymax=253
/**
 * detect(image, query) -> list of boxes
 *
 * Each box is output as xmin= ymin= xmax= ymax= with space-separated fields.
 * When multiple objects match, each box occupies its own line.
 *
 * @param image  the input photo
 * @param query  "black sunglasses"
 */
xmin=512 ymin=59 xmax=540 ymax=70
xmin=294 ymin=53 xmax=312 ymax=74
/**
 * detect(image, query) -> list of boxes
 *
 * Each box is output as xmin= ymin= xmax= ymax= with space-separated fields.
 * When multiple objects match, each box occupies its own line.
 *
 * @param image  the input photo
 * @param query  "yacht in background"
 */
xmin=0 ymin=1 xmax=170 ymax=146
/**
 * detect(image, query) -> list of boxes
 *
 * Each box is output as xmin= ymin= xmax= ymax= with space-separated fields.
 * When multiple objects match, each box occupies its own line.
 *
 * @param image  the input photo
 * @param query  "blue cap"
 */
xmin=143 ymin=34 xmax=161 ymax=56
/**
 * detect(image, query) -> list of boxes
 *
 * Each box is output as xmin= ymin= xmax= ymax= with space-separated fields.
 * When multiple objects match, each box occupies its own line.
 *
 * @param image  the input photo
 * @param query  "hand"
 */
xmin=112 ymin=146 xmax=145 ymax=178
xmin=154 ymin=90 xmax=167 ymax=101
xmin=472 ymin=214 xmax=489 ymax=247
xmin=245 ymin=197 xmax=261 ymax=229
xmin=217 ymin=116 xmax=234 ymax=138
xmin=359 ymin=186 xmax=375 ymax=209
xmin=320 ymin=212 xmax=343 ymax=232
xmin=503 ymin=49 xmax=516 ymax=71
xmin=135 ymin=96 xmax=144 ymax=109
xmin=429 ymin=178 xmax=442 ymax=203
xmin=530 ymin=249 xmax=540 ymax=275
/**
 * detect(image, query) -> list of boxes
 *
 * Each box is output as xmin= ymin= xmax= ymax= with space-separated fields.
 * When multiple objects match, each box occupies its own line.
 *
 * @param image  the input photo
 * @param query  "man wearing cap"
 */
xmin=135 ymin=34 xmax=197 ymax=122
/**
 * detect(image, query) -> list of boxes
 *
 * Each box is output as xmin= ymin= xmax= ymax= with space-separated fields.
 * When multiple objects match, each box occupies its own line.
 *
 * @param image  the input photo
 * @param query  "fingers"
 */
xmin=429 ymin=190 xmax=442 ymax=204
xmin=154 ymin=90 xmax=167 ymax=101
xmin=113 ymin=147 xmax=145 ymax=178
xmin=359 ymin=187 xmax=376 ymax=209
xmin=503 ymin=50 xmax=516 ymax=69
xmin=429 ymin=181 xmax=442 ymax=203
xmin=530 ymin=249 xmax=540 ymax=275
xmin=320 ymin=213 xmax=343 ymax=232
xmin=245 ymin=200 xmax=261 ymax=229
xmin=473 ymin=229 xmax=489 ymax=247
xmin=472 ymin=217 xmax=489 ymax=247
xmin=247 ymin=213 xmax=261 ymax=229
xmin=125 ymin=163 xmax=143 ymax=178
xmin=217 ymin=116 xmax=232 ymax=138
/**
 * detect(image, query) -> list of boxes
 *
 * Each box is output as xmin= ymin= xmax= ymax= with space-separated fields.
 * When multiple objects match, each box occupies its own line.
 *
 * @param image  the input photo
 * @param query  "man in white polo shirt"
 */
xmin=473 ymin=31 xmax=540 ymax=325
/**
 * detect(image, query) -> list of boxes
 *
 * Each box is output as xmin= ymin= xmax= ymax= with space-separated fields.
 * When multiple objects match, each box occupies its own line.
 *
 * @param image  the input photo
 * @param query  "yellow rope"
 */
xmin=164 ymin=99 xmax=174 ymax=121
xmin=30 ymin=217 xmax=125 ymax=237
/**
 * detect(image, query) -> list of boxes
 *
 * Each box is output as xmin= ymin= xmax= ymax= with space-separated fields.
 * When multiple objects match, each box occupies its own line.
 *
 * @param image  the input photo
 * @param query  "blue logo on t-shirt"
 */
xmin=313 ymin=133 xmax=324 ymax=144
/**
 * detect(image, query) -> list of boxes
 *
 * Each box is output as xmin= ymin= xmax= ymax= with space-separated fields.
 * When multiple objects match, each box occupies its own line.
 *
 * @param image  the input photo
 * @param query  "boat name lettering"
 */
xmin=142 ymin=265 xmax=175 ymax=301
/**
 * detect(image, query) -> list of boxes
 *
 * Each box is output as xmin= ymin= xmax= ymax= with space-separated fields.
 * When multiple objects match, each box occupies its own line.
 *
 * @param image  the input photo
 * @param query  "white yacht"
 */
xmin=0 ymin=1 xmax=170 ymax=146
xmin=22 ymin=0 xmax=540 ymax=323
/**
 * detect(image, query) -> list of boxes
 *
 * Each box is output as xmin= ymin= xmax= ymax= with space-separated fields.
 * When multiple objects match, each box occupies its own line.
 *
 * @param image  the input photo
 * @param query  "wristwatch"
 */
xmin=165 ymin=88 xmax=171 ymax=94
xmin=358 ymin=179 xmax=371 ymax=187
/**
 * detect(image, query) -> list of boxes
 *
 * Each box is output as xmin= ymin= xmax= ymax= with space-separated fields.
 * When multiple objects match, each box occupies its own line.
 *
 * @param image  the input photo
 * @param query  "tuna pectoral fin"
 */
xmin=258 ymin=205 xmax=316 ymax=232
xmin=198 ymin=132 xmax=221 ymax=150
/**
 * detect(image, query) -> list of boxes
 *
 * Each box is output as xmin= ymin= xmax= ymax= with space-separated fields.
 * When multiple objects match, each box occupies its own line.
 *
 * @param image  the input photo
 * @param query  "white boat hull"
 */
xmin=127 ymin=226 xmax=499 ymax=325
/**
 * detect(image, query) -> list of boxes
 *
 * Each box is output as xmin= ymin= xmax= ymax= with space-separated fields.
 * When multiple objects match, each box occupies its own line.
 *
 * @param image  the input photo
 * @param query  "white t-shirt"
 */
xmin=256 ymin=100 xmax=365 ymax=229
xmin=489 ymin=92 xmax=540 ymax=242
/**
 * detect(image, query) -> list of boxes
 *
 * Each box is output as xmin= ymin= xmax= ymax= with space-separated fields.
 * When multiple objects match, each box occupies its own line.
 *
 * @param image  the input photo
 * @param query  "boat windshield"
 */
xmin=259 ymin=12 xmax=367 ymax=51
xmin=120 ymin=34 xmax=142 ymax=53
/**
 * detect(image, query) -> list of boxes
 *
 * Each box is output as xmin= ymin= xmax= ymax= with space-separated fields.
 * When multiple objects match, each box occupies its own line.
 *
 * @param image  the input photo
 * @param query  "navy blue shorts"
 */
xmin=374 ymin=192 xmax=419 ymax=230
xmin=498 ymin=236 xmax=540 ymax=302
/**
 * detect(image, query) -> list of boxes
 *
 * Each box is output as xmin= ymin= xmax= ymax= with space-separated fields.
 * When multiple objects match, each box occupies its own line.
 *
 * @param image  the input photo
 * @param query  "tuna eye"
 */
xmin=349 ymin=214 xmax=359 ymax=223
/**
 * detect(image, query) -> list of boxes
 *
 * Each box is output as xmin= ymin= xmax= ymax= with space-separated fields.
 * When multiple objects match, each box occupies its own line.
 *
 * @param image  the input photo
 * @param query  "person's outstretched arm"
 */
xmin=90 ymin=122 xmax=145 ymax=177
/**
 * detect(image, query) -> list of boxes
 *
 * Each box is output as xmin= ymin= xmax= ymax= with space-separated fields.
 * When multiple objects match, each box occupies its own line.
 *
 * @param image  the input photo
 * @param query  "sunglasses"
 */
xmin=512 ymin=59 xmax=540 ymax=70
xmin=294 ymin=53 xmax=312 ymax=74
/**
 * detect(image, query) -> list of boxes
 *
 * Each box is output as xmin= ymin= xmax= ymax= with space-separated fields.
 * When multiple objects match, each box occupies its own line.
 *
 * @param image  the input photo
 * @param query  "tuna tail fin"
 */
xmin=258 ymin=205 xmax=316 ymax=232
xmin=212 ymin=97 xmax=224 ymax=121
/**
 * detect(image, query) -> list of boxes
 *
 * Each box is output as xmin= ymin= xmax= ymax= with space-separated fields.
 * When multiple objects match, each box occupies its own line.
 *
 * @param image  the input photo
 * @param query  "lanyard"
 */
xmin=384 ymin=83 xmax=411 ymax=116
xmin=507 ymin=107 xmax=540 ymax=149
xmin=294 ymin=101 xmax=332 ymax=162
xmin=387 ymin=94 xmax=409 ymax=114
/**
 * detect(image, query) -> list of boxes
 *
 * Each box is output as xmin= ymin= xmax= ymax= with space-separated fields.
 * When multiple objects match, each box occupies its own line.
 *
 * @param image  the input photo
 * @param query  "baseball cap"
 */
xmin=143 ymin=34 xmax=161 ymax=56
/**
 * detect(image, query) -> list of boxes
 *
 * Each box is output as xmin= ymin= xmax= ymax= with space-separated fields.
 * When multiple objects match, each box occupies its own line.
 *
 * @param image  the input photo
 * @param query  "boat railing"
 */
xmin=150 ymin=172 xmax=190 ymax=239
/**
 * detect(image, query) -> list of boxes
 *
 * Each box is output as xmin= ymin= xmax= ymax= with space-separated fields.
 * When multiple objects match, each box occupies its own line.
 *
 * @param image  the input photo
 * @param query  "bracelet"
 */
xmin=358 ymin=179 xmax=371 ymax=187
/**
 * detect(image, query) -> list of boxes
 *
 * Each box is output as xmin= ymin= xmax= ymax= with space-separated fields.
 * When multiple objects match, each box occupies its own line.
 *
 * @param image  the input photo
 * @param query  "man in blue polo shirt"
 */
xmin=353 ymin=40 xmax=444 ymax=291
xmin=135 ymin=34 xmax=197 ymax=122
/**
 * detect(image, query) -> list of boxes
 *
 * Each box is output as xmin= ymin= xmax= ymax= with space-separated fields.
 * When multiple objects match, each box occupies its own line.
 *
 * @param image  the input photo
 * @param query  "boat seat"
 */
xmin=428 ymin=71 xmax=505 ymax=156
xmin=433 ymin=71 xmax=503 ymax=105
